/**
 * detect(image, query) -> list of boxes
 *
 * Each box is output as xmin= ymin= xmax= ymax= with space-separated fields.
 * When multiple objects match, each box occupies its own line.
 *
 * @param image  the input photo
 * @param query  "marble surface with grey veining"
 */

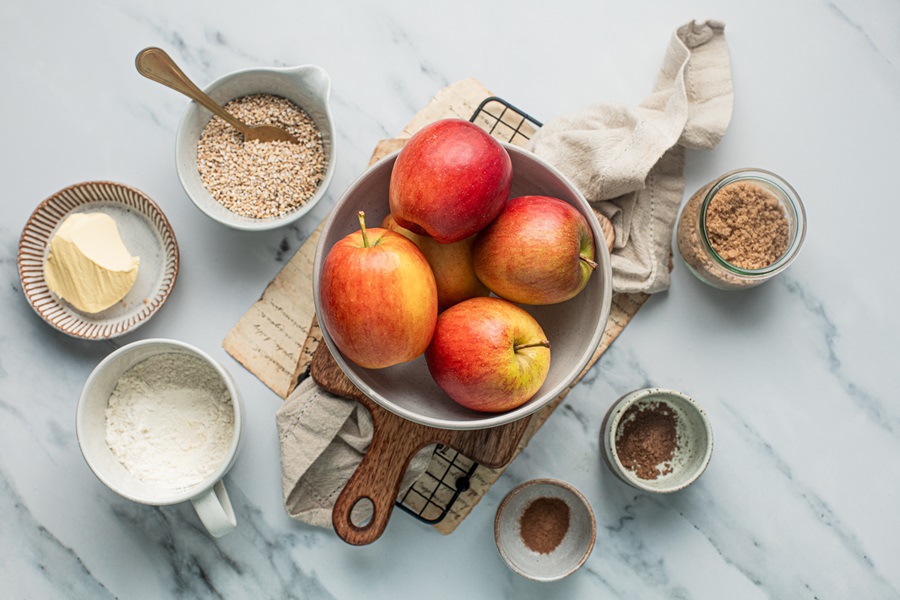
xmin=2 ymin=0 xmax=899 ymax=598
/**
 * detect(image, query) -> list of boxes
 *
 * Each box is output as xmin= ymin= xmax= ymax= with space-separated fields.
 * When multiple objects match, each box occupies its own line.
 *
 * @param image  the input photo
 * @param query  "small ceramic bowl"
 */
xmin=600 ymin=388 xmax=713 ymax=493
xmin=494 ymin=479 xmax=596 ymax=582
xmin=175 ymin=64 xmax=336 ymax=231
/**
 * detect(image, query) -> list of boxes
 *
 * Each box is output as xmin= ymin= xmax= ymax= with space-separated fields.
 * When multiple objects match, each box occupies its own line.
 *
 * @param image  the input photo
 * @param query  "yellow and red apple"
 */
xmin=319 ymin=211 xmax=438 ymax=369
xmin=382 ymin=213 xmax=490 ymax=312
xmin=473 ymin=195 xmax=597 ymax=305
xmin=425 ymin=297 xmax=551 ymax=412
xmin=389 ymin=118 xmax=512 ymax=244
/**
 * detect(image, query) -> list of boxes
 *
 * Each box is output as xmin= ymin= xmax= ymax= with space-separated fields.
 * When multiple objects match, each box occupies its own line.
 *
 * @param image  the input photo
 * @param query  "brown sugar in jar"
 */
xmin=676 ymin=169 xmax=806 ymax=290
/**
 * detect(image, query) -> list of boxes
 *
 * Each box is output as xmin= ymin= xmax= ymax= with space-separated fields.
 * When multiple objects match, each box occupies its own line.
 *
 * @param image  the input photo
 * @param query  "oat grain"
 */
xmin=197 ymin=94 xmax=326 ymax=219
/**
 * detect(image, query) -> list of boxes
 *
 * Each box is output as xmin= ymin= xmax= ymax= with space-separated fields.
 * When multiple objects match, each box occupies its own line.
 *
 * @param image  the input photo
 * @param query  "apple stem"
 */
xmin=358 ymin=211 xmax=370 ymax=248
xmin=580 ymin=256 xmax=598 ymax=270
xmin=514 ymin=340 xmax=551 ymax=352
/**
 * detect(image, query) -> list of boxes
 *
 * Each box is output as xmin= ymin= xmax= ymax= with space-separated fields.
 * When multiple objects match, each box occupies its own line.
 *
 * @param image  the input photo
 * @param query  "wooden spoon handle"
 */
xmin=135 ymin=47 xmax=249 ymax=135
xmin=331 ymin=413 xmax=432 ymax=545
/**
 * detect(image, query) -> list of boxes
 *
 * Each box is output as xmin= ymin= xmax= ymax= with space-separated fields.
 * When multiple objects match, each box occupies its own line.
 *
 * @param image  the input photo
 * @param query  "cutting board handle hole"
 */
xmin=350 ymin=497 xmax=375 ymax=528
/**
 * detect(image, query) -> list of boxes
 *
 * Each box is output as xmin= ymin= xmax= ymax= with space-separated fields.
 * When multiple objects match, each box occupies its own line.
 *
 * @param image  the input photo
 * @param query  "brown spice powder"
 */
xmin=705 ymin=182 xmax=789 ymax=270
xmin=197 ymin=93 xmax=326 ymax=219
xmin=519 ymin=497 xmax=570 ymax=554
xmin=615 ymin=401 xmax=678 ymax=480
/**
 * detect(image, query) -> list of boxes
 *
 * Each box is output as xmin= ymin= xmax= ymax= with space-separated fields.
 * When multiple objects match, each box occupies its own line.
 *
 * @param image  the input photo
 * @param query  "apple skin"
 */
xmin=425 ymin=297 xmax=551 ymax=413
xmin=472 ymin=195 xmax=597 ymax=305
xmin=389 ymin=118 xmax=513 ymax=244
xmin=320 ymin=215 xmax=438 ymax=369
xmin=382 ymin=214 xmax=490 ymax=311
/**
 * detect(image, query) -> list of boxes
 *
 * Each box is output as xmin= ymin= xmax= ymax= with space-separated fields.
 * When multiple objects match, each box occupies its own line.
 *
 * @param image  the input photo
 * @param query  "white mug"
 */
xmin=77 ymin=339 xmax=243 ymax=537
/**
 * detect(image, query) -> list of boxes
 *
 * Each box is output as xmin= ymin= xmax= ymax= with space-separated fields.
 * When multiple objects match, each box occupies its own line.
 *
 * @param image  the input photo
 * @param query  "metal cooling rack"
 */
xmin=395 ymin=97 xmax=542 ymax=525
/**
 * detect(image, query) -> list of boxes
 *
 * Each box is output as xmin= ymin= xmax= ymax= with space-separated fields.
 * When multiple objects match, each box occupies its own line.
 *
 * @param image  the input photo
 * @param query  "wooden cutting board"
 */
xmin=223 ymin=78 xmax=650 ymax=541
xmin=310 ymin=339 xmax=529 ymax=545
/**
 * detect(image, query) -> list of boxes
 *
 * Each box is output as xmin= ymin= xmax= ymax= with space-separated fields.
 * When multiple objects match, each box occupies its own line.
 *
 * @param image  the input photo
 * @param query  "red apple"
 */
xmin=382 ymin=214 xmax=490 ymax=311
xmin=389 ymin=118 xmax=512 ymax=243
xmin=425 ymin=297 xmax=551 ymax=413
xmin=320 ymin=211 xmax=438 ymax=369
xmin=473 ymin=196 xmax=597 ymax=305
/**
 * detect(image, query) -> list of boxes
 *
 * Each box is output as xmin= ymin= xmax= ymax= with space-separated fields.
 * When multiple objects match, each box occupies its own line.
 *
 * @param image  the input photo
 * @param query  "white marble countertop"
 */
xmin=3 ymin=1 xmax=899 ymax=598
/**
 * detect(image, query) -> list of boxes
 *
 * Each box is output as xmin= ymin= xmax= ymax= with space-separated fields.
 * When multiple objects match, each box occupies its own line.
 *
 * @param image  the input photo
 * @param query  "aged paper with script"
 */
xmin=222 ymin=226 xmax=321 ymax=399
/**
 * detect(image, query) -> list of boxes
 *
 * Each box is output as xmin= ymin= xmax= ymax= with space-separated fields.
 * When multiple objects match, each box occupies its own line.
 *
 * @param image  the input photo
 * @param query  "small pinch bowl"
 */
xmin=312 ymin=144 xmax=613 ymax=430
xmin=601 ymin=388 xmax=714 ymax=493
xmin=176 ymin=64 xmax=336 ymax=231
xmin=494 ymin=479 xmax=596 ymax=582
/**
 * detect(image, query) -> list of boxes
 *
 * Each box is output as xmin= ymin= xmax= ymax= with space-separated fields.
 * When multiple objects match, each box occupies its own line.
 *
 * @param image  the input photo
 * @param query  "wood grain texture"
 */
xmin=311 ymin=343 xmax=528 ymax=545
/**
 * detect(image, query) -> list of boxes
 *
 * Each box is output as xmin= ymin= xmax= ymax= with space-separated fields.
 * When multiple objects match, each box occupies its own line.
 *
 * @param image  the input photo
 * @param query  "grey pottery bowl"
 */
xmin=312 ymin=144 xmax=612 ymax=430
xmin=600 ymin=388 xmax=714 ymax=492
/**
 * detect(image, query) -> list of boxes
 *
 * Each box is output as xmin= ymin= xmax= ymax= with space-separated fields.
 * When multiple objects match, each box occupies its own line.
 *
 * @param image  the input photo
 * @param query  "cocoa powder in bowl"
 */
xmin=615 ymin=401 xmax=679 ymax=481
xmin=602 ymin=388 xmax=713 ymax=493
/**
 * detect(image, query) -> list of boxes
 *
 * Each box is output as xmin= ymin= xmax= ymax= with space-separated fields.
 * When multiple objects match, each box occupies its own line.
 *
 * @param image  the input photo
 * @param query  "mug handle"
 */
xmin=191 ymin=480 xmax=237 ymax=537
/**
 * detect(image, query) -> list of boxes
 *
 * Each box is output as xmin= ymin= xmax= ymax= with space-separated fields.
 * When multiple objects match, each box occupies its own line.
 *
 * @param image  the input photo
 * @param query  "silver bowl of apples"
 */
xmin=313 ymin=119 xmax=612 ymax=430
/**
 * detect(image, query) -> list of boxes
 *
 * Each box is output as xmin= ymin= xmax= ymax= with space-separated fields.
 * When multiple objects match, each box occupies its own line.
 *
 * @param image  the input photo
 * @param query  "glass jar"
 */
xmin=676 ymin=168 xmax=806 ymax=290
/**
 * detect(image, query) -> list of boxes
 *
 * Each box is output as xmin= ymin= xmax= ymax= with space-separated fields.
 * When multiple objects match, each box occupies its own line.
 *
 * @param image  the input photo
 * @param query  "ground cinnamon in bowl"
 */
xmin=494 ymin=479 xmax=596 ymax=581
xmin=519 ymin=496 xmax=570 ymax=554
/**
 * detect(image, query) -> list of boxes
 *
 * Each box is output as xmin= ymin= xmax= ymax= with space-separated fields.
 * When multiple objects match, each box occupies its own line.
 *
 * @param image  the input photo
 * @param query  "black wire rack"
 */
xmin=395 ymin=97 xmax=542 ymax=525
xmin=469 ymin=96 xmax=543 ymax=143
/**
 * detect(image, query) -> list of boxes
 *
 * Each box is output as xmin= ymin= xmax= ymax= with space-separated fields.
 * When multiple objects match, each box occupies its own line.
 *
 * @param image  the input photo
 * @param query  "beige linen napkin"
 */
xmin=528 ymin=19 xmax=734 ymax=294
xmin=276 ymin=377 xmax=432 ymax=528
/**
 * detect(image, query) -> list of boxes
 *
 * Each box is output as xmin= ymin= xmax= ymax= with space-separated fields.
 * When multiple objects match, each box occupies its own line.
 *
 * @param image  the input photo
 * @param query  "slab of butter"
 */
xmin=44 ymin=212 xmax=140 ymax=313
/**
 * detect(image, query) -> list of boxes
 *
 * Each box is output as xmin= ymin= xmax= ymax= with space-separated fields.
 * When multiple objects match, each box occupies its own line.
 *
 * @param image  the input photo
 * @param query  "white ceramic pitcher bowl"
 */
xmin=175 ymin=64 xmax=336 ymax=231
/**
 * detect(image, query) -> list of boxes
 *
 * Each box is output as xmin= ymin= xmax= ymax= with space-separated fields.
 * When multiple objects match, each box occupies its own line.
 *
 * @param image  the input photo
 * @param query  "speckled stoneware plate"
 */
xmin=17 ymin=181 xmax=179 ymax=340
xmin=494 ymin=478 xmax=596 ymax=581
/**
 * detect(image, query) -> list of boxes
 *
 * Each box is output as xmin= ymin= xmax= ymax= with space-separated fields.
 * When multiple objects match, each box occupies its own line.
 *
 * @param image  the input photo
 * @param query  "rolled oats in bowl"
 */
xmin=175 ymin=64 xmax=335 ymax=231
xmin=197 ymin=94 xmax=326 ymax=219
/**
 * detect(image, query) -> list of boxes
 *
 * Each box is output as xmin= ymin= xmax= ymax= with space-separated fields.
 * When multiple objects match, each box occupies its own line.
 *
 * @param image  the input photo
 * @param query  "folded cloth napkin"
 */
xmin=276 ymin=377 xmax=432 ymax=528
xmin=528 ymin=19 xmax=734 ymax=294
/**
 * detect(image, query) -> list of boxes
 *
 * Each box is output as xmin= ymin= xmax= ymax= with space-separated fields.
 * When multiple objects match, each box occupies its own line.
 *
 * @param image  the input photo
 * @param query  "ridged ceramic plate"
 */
xmin=18 ymin=181 xmax=179 ymax=340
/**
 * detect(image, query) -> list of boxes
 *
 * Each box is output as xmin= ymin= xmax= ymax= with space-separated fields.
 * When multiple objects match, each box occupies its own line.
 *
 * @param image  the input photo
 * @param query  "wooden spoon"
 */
xmin=135 ymin=47 xmax=298 ymax=144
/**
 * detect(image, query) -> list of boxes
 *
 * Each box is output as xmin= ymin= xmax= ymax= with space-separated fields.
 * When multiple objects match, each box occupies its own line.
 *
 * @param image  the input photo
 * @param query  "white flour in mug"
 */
xmin=105 ymin=353 xmax=235 ymax=490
